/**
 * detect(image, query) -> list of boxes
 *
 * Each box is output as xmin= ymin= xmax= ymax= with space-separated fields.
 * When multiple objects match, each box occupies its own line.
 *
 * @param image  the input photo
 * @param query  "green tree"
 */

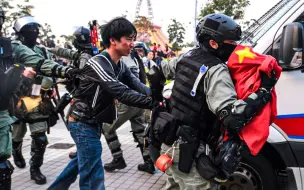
xmin=1 ymin=0 xmax=34 ymax=36
xmin=60 ymin=34 xmax=74 ymax=42
xmin=39 ymin=23 xmax=53 ymax=40
xmin=199 ymin=0 xmax=250 ymax=20
xmin=133 ymin=16 xmax=154 ymax=43
xmin=133 ymin=16 xmax=154 ymax=33
xmin=184 ymin=41 xmax=195 ymax=48
xmin=167 ymin=19 xmax=185 ymax=52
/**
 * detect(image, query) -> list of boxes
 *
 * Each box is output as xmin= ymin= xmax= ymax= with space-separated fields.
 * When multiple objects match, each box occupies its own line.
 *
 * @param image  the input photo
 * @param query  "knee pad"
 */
xmin=31 ymin=132 xmax=48 ymax=150
xmin=131 ymin=130 xmax=145 ymax=144
xmin=213 ymin=139 xmax=242 ymax=181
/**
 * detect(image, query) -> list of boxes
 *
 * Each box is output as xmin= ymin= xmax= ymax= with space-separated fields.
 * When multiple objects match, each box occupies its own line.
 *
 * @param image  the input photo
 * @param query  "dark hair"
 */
xmin=101 ymin=17 xmax=137 ymax=48
xmin=169 ymin=52 xmax=176 ymax=57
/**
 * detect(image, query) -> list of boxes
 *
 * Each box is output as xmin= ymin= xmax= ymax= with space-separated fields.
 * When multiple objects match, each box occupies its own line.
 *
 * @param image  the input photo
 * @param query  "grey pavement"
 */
xmin=10 ymin=87 xmax=167 ymax=190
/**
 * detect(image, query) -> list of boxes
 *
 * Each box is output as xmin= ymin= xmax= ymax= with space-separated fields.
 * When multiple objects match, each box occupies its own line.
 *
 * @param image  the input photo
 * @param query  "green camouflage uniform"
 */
xmin=12 ymin=40 xmax=71 ymax=77
xmin=0 ymin=41 xmax=70 ymax=160
xmin=9 ymin=40 xmax=71 ymax=174
xmin=12 ymin=44 xmax=53 ymax=142
xmin=0 ymin=111 xmax=16 ymax=159
xmin=48 ymin=47 xmax=92 ymax=69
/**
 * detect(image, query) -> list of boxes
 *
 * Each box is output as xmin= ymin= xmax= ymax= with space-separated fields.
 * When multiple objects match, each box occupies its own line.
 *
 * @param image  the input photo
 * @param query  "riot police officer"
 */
xmin=148 ymin=13 xmax=277 ymax=189
xmin=48 ymin=26 xmax=94 ymax=70
xmin=10 ymin=15 xmax=77 ymax=185
xmin=48 ymin=26 xmax=95 ymax=159
xmin=0 ymin=10 xmax=37 ymax=189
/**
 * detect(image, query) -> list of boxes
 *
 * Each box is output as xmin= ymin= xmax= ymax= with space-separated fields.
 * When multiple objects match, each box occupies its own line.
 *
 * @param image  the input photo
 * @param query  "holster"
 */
xmin=195 ymin=145 xmax=218 ymax=180
xmin=152 ymin=110 xmax=177 ymax=145
xmin=195 ymin=137 xmax=242 ymax=182
xmin=177 ymin=125 xmax=199 ymax=173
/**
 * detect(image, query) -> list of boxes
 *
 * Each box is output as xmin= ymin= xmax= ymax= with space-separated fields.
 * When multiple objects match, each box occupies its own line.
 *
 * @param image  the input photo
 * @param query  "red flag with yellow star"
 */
xmin=227 ymin=44 xmax=282 ymax=155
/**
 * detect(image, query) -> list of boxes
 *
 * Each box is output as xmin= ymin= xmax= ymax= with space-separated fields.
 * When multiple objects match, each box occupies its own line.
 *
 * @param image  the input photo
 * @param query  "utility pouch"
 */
xmin=178 ymin=140 xmax=199 ymax=173
xmin=177 ymin=125 xmax=199 ymax=173
xmin=152 ymin=112 xmax=177 ymax=145
xmin=195 ymin=151 xmax=218 ymax=180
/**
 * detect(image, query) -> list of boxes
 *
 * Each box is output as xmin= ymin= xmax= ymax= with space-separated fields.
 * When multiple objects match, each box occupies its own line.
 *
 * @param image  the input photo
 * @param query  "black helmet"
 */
xmin=72 ymin=26 xmax=91 ymax=49
xmin=196 ymin=13 xmax=242 ymax=43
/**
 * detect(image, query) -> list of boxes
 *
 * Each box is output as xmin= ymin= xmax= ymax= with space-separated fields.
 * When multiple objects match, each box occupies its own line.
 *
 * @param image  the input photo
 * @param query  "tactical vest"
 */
xmin=170 ymin=47 xmax=222 ymax=139
xmin=0 ymin=37 xmax=23 ymax=111
xmin=72 ymin=52 xmax=82 ymax=69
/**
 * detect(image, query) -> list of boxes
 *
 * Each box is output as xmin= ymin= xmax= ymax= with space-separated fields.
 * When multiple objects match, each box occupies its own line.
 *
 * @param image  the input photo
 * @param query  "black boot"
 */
xmin=30 ymin=133 xmax=47 ymax=185
xmin=69 ymin=151 xmax=77 ymax=159
xmin=138 ymin=159 xmax=155 ymax=174
xmin=104 ymin=157 xmax=127 ymax=172
xmin=134 ymin=136 xmax=155 ymax=174
xmin=0 ymin=160 xmax=14 ymax=190
xmin=30 ymin=167 xmax=46 ymax=185
xmin=12 ymin=141 xmax=26 ymax=168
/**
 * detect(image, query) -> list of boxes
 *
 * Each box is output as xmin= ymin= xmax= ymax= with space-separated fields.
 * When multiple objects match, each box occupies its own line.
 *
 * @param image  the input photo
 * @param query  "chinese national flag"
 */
xmin=227 ymin=44 xmax=282 ymax=155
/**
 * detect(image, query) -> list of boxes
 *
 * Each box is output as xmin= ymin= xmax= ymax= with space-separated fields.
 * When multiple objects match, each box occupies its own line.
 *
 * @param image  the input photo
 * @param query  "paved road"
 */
xmin=11 ymin=87 xmax=166 ymax=190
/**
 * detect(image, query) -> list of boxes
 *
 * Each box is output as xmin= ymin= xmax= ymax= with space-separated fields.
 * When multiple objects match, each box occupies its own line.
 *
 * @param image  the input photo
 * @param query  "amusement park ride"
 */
xmin=134 ymin=0 xmax=170 ymax=47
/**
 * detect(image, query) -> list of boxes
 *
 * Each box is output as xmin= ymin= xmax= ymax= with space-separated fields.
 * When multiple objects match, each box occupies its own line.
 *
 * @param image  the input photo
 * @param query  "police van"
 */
xmin=165 ymin=0 xmax=304 ymax=189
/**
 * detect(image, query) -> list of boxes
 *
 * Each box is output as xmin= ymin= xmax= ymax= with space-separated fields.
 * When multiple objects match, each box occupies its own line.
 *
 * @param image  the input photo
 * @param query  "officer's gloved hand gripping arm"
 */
xmin=204 ymin=64 xmax=277 ymax=135
xmin=12 ymin=42 xmax=77 ymax=79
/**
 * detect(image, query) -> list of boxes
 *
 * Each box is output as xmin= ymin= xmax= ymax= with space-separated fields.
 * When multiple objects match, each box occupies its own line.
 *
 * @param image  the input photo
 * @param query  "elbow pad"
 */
xmin=242 ymin=90 xmax=272 ymax=120
xmin=218 ymin=107 xmax=246 ymax=135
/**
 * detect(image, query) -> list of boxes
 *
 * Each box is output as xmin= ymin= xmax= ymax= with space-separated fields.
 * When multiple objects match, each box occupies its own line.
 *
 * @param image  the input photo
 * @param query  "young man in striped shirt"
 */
xmin=48 ymin=17 xmax=157 ymax=190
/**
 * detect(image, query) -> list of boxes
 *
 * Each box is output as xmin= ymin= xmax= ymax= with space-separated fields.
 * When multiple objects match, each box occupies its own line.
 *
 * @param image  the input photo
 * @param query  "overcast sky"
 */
xmin=26 ymin=0 xmax=280 ymax=42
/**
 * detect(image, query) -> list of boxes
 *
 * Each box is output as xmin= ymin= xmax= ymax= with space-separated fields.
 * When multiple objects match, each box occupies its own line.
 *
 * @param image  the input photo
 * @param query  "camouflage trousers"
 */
xmin=161 ymin=144 xmax=216 ymax=190
xmin=12 ymin=121 xmax=47 ymax=142
xmin=102 ymin=103 xmax=149 ymax=159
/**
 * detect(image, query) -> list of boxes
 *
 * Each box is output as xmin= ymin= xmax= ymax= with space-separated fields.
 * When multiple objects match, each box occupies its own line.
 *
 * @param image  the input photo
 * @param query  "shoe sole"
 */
xmin=31 ymin=176 xmax=47 ymax=185
xmin=14 ymin=161 xmax=26 ymax=169
xmin=104 ymin=164 xmax=127 ymax=172
xmin=137 ymin=169 xmax=155 ymax=174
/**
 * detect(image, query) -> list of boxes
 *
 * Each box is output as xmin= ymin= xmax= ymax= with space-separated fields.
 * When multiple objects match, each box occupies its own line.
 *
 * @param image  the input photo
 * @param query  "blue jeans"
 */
xmin=48 ymin=121 xmax=105 ymax=190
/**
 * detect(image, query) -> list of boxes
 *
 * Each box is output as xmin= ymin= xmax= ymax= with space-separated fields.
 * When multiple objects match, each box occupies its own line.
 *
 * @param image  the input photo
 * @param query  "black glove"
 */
xmin=150 ymin=100 xmax=162 ymax=110
xmin=222 ymin=113 xmax=246 ymax=136
xmin=260 ymin=70 xmax=277 ymax=92
xmin=213 ymin=138 xmax=242 ymax=182
xmin=65 ymin=68 xmax=80 ymax=79
xmin=147 ymin=66 xmax=166 ymax=102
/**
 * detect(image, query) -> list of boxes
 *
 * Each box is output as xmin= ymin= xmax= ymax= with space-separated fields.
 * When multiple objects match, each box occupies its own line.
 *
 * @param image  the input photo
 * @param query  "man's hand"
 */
xmin=65 ymin=68 xmax=80 ymax=79
xmin=22 ymin=67 xmax=36 ymax=78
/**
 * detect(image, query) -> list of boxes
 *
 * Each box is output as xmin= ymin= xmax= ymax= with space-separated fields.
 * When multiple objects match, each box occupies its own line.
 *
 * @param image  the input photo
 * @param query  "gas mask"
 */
xmin=20 ymin=24 xmax=39 ymax=48
xmin=202 ymin=38 xmax=237 ymax=62
xmin=21 ymin=30 xmax=39 ymax=48
xmin=217 ymin=42 xmax=237 ymax=62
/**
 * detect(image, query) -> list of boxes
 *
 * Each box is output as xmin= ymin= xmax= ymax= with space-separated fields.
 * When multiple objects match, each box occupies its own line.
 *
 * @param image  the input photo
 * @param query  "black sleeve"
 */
xmin=86 ymin=56 xmax=154 ymax=109
xmin=121 ymin=62 xmax=151 ymax=96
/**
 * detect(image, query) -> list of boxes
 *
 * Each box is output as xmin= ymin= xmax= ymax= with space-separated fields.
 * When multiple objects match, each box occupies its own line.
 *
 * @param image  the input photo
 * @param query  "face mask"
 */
xmin=22 ymin=30 xmax=39 ymax=48
xmin=217 ymin=43 xmax=237 ymax=62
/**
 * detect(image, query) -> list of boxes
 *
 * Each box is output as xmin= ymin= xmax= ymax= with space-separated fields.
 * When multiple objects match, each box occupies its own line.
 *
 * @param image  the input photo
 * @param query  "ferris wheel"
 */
xmin=135 ymin=0 xmax=154 ymax=21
